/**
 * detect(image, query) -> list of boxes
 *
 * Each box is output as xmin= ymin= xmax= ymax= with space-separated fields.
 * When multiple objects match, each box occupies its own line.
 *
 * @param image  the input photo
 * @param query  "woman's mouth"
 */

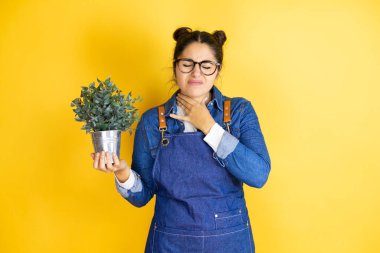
xmin=188 ymin=80 xmax=203 ymax=85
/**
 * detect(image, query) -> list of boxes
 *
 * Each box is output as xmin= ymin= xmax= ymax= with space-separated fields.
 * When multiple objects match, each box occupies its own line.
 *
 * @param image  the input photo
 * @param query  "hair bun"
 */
xmin=173 ymin=27 xmax=192 ymax=41
xmin=212 ymin=30 xmax=227 ymax=46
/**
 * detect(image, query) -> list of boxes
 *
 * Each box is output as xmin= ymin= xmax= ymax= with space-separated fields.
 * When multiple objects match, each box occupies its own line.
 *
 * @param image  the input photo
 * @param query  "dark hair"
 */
xmin=172 ymin=27 xmax=227 ymax=73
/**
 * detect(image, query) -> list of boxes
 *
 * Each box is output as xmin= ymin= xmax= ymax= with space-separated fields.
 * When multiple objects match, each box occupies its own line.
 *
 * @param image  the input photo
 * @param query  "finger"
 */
xmin=177 ymin=93 xmax=196 ymax=104
xmin=177 ymin=100 xmax=188 ymax=112
xmin=169 ymin=113 xmax=183 ymax=120
xmin=105 ymin=152 xmax=115 ymax=172
xmin=176 ymin=95 xmax=192 ymax=108
xmin=98 ymin=151 xmax=106 ymax=170
xmin=94 ymin=152 xmax=108 ymax=173
xmin=170 ymin=113 xmax=189 ymax=122
xmin=91 ymin=153 xmax=95 ymax=160
xmin=202 ymin=96 xmax=209 ymax=105
xmin=93 ymin=152 xmax=100 ymax=168
xmin=112 ymin=152 xmax=120 ymax=166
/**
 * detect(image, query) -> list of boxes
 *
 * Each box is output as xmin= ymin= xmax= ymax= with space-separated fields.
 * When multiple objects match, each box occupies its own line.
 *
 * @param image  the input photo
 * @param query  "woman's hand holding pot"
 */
xmin=91 ymin=151 xmax=131 ymax=183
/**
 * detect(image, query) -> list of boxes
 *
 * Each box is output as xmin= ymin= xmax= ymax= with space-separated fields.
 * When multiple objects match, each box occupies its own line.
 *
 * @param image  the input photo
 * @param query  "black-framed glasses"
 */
xmin=174 ymin=58 xmax=220 ymax=76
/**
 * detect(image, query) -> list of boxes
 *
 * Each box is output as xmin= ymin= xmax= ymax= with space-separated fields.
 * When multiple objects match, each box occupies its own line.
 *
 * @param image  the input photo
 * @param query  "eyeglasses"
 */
xmin=174 ymin=58 xmax=220 ymax=76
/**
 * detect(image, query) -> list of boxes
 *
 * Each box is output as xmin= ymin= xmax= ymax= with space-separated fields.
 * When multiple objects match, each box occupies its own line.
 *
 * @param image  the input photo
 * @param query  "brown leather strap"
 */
xmin=223 ymin=100 xmax=231 ymax=124
xmin=158 ymin=106 xmax=167 ymax=130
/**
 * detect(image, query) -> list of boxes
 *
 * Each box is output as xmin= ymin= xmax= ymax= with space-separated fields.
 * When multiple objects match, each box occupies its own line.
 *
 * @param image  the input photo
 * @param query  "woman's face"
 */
xmin=174 ymin=42 xmax=219 ymax=101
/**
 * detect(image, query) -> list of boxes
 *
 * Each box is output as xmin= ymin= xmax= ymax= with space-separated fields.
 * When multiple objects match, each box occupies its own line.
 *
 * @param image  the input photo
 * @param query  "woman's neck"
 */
xmin=179 ymin=91 xmax=212 ymax=105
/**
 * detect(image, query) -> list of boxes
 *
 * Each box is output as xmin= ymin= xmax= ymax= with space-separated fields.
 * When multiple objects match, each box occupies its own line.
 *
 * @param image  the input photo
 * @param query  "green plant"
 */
xmin=71 ymin=77 xmax=142 ymax=134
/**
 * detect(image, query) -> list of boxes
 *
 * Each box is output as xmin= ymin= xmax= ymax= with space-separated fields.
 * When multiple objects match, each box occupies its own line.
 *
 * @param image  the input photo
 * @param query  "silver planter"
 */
xmin=91 ymin=130 xmax=121 ymax=164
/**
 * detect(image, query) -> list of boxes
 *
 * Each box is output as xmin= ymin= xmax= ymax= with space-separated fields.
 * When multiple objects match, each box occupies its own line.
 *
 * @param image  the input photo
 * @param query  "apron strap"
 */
xmin=158 ymin=106 xmax=169 ymax=146
xmin=158 ymin=106 xmax=167 ymax=130
xmin=223 ymin=99 xmax=231 ymax=133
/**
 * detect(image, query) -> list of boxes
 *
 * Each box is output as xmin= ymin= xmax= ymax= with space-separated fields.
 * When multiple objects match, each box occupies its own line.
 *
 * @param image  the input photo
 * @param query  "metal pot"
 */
xmin=91 ymin=130 xmax=121 ymax=164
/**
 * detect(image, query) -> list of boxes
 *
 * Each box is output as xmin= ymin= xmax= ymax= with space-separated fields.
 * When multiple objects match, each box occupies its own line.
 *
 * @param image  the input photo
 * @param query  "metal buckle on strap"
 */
xmin=159 ymin=127 xmax=169 ymax=146
xmin=223 ymin=100 xmax=231 ymax=133
xmin=158 ymin=106 xmax=169 ymax=146
xmin=224 ymin=122 xmax=231 ymax=133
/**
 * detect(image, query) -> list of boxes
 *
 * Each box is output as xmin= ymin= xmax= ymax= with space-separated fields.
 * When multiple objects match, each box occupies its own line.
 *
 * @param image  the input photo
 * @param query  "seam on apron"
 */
xmin=247 ymin=222 xmax=253 ymax=253
xmin=152 ymin=225 xmax=156 ymax=253
xmin=202 ymin=235 xmax=205 ymax=253
xmin=215 ymin=214 xmax=242 ymax=219
xmin=154 ymin=227 xmax=248 ymax=238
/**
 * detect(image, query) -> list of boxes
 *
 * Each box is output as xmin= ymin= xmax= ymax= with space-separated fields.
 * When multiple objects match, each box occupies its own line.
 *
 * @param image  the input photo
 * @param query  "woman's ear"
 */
xmin=172 ymin=68 xmax=177 ymax=83
xmin=216 ymin=64 xmax=222 ymax=78
xmin=215 ymin=70 xmax=220 ymax=80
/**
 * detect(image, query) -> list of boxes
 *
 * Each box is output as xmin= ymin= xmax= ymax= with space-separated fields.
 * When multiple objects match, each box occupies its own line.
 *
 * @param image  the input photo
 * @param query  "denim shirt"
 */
xmin=115 ymin=85 xmax=271 ymax=207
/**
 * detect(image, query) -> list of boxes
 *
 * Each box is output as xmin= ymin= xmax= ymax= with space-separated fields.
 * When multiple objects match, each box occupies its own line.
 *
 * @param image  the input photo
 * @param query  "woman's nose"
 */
xmin=191 ymin=63 xmax=202 ymax=76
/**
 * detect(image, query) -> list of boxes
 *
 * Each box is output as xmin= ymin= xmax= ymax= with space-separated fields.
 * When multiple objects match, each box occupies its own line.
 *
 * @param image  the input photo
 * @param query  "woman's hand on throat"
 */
xmin=169 ymin=93 xmax=215 ymax=134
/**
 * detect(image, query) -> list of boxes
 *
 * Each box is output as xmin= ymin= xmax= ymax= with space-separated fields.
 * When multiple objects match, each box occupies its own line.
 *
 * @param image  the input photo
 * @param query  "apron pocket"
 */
xmin=152 ymin=224 xmax=203 ymax=252
xmin=203 ymin=226 xmax=252 ymax=253
xmin=214 ymin=208 xmax=244 ymax=229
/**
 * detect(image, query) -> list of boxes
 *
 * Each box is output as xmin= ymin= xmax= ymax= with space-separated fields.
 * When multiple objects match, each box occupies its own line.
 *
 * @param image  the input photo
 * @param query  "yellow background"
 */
xmin=1 ymin=0 xmax=379 ymax=252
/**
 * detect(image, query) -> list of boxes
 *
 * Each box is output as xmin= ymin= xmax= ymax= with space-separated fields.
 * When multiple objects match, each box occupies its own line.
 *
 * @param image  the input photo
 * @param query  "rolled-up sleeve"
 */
xmin=203 ymin=123 xmax=230 ymax=152
xmin=214 ymin=101 xmax=271 ymax=188
xmin=115 ymin=114 xmax=156 ymax=207
xmin=115 ymin=169 xmax=136 ymax=190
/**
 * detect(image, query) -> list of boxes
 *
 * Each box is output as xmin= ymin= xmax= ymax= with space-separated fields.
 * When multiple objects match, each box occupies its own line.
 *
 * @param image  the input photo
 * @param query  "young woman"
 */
xmin=91 ymin=27 xmax=271 ymax=253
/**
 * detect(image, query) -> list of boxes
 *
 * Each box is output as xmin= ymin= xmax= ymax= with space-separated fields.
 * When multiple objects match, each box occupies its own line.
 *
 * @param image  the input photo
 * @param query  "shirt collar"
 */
xmin=163 ymin=85 xmax=224 ymax=116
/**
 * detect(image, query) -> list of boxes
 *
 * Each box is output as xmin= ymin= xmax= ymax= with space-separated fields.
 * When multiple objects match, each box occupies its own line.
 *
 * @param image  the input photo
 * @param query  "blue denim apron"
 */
xmin=144 ymin=109 xmax=255 ymax=253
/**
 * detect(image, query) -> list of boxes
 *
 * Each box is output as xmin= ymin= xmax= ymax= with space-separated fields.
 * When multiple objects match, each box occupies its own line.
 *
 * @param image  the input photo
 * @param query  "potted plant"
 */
xmin=71 ymin=77 xmax=142 ymax=164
